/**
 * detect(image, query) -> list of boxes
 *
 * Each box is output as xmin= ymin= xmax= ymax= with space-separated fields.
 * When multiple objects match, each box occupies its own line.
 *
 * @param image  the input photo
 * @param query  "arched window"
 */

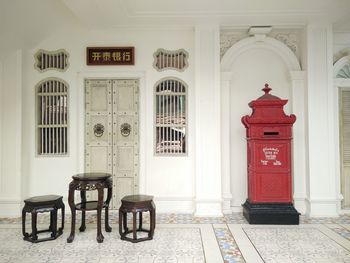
xmin=36 ymin=78 xmax=69 ymax=155
xmin=154 ymin=78 xmax=187 ymax=155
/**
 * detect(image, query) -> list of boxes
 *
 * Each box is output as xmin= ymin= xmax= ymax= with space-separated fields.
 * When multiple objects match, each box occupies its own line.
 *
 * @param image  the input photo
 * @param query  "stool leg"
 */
xmin=22 ymin=210 xmax=29 ymax=238
xmin=96 ymin=187 xmax=104 ymax=243
xmin=105 ymin=186 xmax=112 ymax=232
xmin=59 ymin=203 xmax=65 ymax=234
xmin=123 ymin=211 xmax=128 ymax=232
xmin=79 ymin=190 xmax=86 ymax=232
xmin=67 ymin=185 xmax=76 ymax=243
xmin=149 ymin=209 xmax=154 ymax=238
xmin=49 ymin=210 xmax=54 ymax=232
xmin=132 ymin=211 xmax=137 ymax=240
xmin=51 ymin=209 xmax=58 ymax=238
xmin=31 ymin=211 xmax=38 ymax=241
xmin=119 ymin=209 xmax=124 ymax=238
xmin=138 ymin=212 xmax=143 ymax=231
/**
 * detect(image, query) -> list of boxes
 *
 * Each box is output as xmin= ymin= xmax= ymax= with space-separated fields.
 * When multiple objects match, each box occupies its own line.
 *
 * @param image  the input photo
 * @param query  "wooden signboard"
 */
xmin=86 ymin=47 xmax=134 ymax=65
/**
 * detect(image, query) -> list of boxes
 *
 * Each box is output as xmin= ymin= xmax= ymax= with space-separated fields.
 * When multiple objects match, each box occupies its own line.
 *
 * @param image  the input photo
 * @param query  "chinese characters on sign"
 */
xmin=86 ymin=47 xmax=134 ymax=65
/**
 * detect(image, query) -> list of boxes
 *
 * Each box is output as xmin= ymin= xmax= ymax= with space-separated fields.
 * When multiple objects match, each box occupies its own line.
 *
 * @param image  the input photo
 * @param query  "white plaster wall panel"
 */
xmin=228 ymin=48 xmax=291 ymax=209
xmin=18 ymin=27 xmax=195 ymax=214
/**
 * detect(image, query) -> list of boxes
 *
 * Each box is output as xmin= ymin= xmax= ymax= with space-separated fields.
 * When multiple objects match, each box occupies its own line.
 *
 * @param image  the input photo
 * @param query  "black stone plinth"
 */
xmin=242 ymin=200 xmax=300 ymax=225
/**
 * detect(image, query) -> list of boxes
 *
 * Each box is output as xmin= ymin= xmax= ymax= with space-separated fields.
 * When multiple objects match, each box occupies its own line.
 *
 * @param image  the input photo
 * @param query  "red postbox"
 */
xmin=241 ymin=84 xmax=300 ymax=224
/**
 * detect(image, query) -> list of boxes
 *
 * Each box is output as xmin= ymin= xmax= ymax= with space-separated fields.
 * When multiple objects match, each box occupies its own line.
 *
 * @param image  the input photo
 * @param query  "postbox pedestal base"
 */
xmin=242 ymin=200 xmax=300 ymax=225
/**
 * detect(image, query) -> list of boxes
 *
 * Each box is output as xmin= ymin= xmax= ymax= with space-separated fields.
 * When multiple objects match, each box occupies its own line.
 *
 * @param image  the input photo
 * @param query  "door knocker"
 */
xmin=93 ymin=123 xmax=105 ymax=137
xmin=120 ymin=123 xmax=131 ymax=137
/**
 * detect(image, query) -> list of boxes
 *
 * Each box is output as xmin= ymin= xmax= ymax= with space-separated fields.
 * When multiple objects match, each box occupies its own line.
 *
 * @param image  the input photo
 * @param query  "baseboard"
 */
xmin=153 ymin=197 xmax=195 ymax=213
xmin=0 ymin=199 xmax=22 ymax=217
xmin=194 ymin=199 xmax=223 ymax=217
xmin=293 ymin=197 xmax=307 ymax=215
xmin=306 ymin=198 xmax=339 ymax=217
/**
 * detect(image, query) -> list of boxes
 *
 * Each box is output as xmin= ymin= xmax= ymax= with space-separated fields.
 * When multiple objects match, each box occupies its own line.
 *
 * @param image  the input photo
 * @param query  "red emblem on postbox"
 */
xmin=241 ymin=84 xmax=299 ymax=224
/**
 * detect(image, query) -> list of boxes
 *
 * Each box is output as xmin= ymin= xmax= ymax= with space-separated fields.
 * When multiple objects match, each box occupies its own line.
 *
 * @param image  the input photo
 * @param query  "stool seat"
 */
xmin=22 ymin=195 xmax=65 ymax=243
xmin=24 ymin=195 xmax=63 ymax=206
xmin=119 ymin=194 xmax=156 ymax=243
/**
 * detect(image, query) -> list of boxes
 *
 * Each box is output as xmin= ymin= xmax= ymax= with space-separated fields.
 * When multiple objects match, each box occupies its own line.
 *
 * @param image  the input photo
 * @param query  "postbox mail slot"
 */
xmin=264 ymin=131 xmax=279 ymax=136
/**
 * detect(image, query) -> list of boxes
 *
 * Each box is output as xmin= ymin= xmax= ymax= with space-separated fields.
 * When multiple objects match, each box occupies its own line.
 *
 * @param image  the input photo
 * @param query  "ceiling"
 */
xmin=0 ymin=0 xmax=350 ymax=58
xmin=62 ymin=0 xmax=350 ymax=28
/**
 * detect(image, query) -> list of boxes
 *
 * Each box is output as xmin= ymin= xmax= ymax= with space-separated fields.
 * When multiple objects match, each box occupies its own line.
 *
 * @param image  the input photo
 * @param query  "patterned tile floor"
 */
xmin=3 ymin=213 xmax=350 ymax=262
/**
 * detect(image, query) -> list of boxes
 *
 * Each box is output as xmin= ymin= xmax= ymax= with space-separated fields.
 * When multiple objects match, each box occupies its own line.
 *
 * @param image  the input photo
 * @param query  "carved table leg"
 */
xmin=105 ymin=186 xmax=112 ymax=232
xmin=96 ymin=187 xmax=104 ymax=243
xmin=67 ymin=183 xmax=76 ymax=243
xmin=79 ymin=190 xmax=86 ymax=232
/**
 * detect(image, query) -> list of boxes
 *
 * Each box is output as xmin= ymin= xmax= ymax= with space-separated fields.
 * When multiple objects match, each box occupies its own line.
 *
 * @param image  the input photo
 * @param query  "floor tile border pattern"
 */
xmin=214 ymin=226 xmax=246 ymax=263
xmin=6 ymin=212 xmax=350 ymax=225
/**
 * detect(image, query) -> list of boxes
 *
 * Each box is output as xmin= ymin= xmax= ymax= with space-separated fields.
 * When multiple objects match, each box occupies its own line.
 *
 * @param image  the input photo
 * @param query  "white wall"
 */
xmin=19 ymin=27 xmax=195 ymax=214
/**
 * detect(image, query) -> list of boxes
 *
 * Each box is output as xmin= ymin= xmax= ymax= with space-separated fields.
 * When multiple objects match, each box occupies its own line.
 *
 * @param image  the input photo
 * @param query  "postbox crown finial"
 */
xmin=263 ymin=83 xmax=272 ymax=94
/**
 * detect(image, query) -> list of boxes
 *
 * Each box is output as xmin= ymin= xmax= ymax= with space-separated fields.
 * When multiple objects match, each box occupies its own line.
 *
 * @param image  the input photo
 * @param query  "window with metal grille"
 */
xmin=36 ymin=78 xmax=68 ymax=156
xmin=34 ymin=49 xmax=69 ymax=72
xmin=340 ymin=88 xmax=350 ymax=208
xmin=155 ymin=78 xmax=187 ymax=155
xmin=153 ymin=48 xmax=189 ymax=71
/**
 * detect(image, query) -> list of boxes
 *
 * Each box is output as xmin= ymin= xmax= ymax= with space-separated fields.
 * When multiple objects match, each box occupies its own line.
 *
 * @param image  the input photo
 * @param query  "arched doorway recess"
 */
xmin=220 ymin=34 xmax=307 ymax=214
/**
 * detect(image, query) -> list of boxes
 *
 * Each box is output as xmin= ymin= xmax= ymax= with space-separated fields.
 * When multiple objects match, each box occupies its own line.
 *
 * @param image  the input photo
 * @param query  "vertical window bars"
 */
xmin=155 ymin=78 xmax=187 ymax=155
xmin=36 ymin=78 xmax=68 ymax=155
xmin=34 ymin=49 xmax=69 ymax=72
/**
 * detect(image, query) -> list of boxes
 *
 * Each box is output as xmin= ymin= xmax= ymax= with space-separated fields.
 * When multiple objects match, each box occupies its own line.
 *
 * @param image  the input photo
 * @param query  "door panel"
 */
xmin=85 ymin=79 xmax=113 ymax=201
xmin=113 ymin=79 xmax=139 ymax=208
xmin=85 ymin=78 xmax=139 ymax=209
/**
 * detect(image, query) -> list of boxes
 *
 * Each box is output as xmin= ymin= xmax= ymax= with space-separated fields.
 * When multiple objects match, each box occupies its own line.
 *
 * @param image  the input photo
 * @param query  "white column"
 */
xmin=290 ymin=71 xmax=307 ymax=214
xmin=221 ymin=72 xmax=232 ymax=214
xmin=194 ymin=25 xmax=222 ymax=216
xmin=305 ymin=25 xmax=338 ymax=217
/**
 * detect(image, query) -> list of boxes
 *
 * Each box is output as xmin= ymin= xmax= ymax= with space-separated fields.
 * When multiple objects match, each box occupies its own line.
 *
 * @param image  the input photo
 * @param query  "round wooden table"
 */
xmin=67 ymin=172 xmax=112 ymax=243
xmin=119 ymin=195 xmax=156 ymax=243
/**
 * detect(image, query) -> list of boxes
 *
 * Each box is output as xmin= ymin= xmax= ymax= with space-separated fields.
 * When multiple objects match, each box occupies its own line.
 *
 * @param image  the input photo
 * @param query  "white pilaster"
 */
xmin=194 ymin=25 xmax=222 ymax=216
xmin=0 ymin=50 xmax=22 ymax=216
xmin=290 ymin=71 xmax=307 ymax=214
xmin=305 ymin=25 xmax=338 ymax=217
xmin=221 ymin=72 xmax=233 ymax=214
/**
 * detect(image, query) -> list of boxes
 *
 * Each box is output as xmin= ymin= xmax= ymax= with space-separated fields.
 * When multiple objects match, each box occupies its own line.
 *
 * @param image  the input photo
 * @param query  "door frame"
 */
xmin=76 ymin=72 xmax=147 ymax=194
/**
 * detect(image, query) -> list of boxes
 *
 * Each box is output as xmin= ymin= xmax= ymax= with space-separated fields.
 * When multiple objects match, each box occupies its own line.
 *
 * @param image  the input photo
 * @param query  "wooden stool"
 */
xmin=22 ymin=195 xmax=65 ymax=243
xmin=119 ymin=195 xmax=156 ymax=243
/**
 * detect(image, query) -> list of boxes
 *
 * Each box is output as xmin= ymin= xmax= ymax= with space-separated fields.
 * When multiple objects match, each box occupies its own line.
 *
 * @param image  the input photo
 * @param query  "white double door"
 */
xmin=84 ymin=79 xmax=139 ymax=209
